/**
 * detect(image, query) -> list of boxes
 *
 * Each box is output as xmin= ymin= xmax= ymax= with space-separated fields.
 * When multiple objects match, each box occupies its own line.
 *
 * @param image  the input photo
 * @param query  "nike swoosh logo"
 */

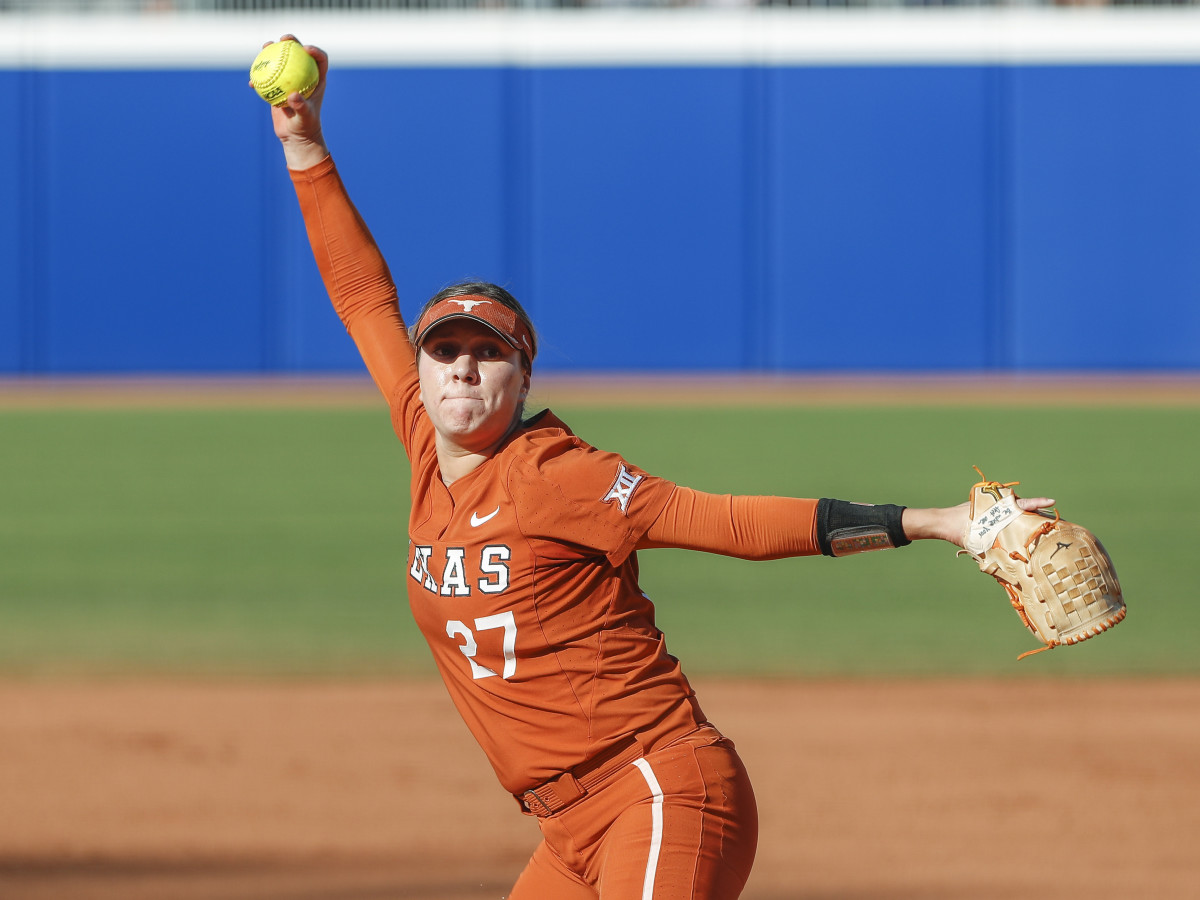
xmin=470 ymin=506 xmax=500 ymax=528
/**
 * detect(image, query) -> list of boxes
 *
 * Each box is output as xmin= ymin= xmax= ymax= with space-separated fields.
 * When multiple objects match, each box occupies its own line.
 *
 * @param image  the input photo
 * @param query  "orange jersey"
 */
xmin=400 ymin=403 xmax=706 ymax=793
xmin=291 ymin=157 xmax=821 ymax=796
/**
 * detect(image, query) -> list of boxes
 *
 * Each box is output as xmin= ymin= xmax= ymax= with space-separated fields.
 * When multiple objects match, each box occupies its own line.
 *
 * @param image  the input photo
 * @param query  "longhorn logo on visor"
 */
xmin=449 ymin=298 xmax=492 ymax=313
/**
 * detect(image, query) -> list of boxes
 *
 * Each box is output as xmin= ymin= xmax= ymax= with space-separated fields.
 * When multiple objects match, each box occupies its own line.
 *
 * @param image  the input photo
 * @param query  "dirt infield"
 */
xmin=1 ymin=677 xmax=1196 ymax=900
xmin=3 ymin=372 xmax=1200 ymax=409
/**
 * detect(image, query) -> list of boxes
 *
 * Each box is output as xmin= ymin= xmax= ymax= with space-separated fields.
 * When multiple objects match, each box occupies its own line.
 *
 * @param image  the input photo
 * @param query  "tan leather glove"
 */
xmin=964 ymin=470 xmax=1125 ymax=660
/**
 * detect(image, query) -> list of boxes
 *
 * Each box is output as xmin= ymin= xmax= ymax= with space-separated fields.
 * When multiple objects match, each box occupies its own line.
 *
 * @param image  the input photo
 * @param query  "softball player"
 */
xmin=263 ymin=40 xmax=1051 ymax=900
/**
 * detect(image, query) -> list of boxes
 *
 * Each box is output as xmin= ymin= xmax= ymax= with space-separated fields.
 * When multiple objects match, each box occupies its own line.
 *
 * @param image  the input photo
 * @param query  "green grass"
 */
xmin=0 ymin=409 xmax=418 ymax=676
xmin=1 ymin=404 xmax=1194 ymax=678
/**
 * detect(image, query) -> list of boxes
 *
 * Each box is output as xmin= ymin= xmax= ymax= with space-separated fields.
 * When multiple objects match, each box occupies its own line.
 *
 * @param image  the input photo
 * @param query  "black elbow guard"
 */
xmin=816 ymin=498 xmax=911 ymax=557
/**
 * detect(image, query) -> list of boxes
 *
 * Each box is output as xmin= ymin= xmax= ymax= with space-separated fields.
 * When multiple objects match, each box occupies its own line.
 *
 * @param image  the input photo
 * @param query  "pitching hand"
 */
xmin=257 ymin=35 xmax=330 ymax=171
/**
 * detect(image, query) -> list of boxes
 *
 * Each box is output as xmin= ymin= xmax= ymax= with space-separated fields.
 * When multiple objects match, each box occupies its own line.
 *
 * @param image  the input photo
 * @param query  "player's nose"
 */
xmin=449 ymin=353 xmax=479 ymax=383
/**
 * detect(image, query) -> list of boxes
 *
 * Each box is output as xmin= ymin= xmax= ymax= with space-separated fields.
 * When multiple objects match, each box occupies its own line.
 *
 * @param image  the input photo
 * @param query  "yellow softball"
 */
xmin=249 ymin=40 xmax=319 ymax=107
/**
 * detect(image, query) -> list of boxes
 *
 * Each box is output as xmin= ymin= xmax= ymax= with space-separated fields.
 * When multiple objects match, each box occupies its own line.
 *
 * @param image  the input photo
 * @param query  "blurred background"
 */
xmin=1 ymin=0 xmax=1198 ymax=679
xmin=1 ymin=0 xmax=1197 ymax=681
xmin=3 ymin=1 xmax=1200 ymax=375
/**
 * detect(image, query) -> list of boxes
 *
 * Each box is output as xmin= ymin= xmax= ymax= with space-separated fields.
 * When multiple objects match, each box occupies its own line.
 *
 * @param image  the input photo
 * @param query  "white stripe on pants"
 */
xmin=632 ymin=758 xmax=664 ymax=900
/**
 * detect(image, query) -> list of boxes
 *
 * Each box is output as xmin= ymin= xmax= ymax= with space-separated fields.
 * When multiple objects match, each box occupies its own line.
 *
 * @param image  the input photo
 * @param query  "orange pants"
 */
xmin=508 ymin=726 xmax=758 ymax=900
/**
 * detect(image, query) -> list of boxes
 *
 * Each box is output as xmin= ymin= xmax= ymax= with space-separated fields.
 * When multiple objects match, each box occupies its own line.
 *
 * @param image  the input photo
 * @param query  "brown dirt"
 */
xmin=3 ymin=372 xmax=1200 ymax=409
xmin=1 ymin=677 xmax=1196 ymax=900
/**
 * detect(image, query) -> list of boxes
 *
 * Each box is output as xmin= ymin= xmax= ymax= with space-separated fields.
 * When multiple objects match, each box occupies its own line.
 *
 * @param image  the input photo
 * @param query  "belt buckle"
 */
xmin=521 ymin=738 xmax=641 ymax=818
xmin=523 ymin=770 xmax=585 ymax=817
xmin=522 ymin=787 xmax=555 ymax=817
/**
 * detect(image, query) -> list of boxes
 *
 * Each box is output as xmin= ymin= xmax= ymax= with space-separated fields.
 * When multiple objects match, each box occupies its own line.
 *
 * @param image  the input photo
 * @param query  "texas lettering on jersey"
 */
xmin=409 ymin=543 xmax=511 ymax=596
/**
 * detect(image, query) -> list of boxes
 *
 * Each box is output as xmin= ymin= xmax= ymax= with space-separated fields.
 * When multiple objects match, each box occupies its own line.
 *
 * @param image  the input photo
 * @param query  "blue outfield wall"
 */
xmin=2 ymin=49 xmax=1199 ymax=373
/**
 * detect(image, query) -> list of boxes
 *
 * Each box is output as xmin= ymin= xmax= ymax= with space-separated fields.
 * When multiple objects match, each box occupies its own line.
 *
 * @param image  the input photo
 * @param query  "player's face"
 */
xmin=418 ymin=319 xmax=530 ymax=454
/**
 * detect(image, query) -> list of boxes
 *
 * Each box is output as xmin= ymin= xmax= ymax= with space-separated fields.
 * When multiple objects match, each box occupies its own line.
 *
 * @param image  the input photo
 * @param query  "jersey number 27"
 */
xmin=446 ymin=611 xmax=517 ymax=680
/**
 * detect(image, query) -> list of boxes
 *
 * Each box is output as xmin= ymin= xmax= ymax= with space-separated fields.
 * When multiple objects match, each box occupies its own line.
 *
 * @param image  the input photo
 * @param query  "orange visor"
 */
xmin=413 ymin=295 xmax=536 ymax=362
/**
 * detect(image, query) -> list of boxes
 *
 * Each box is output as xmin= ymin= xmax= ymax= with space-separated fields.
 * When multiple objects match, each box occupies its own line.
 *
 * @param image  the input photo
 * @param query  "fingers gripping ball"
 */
xmin=250 ymin=40 xmax=319 ymax=107
xmin=963 ymin=468 xmax=1125 ymax=660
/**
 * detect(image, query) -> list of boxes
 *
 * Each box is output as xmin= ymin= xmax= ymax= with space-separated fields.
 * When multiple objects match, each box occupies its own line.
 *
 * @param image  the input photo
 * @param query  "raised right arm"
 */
xmin=262 ymin=37 xmax=416 ymax=403
xmin=290 ymin=160 xmax=415 ymax=401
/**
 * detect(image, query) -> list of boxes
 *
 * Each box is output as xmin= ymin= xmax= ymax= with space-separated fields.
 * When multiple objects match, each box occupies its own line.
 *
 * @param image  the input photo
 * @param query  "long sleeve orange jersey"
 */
xmin=291 ymin=158 xmax=822 ymax=796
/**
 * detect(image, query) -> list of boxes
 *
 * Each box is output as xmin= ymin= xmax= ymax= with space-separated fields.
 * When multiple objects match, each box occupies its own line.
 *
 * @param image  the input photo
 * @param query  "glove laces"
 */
xmin=972 ymin=465 xmax=1020 ymax=499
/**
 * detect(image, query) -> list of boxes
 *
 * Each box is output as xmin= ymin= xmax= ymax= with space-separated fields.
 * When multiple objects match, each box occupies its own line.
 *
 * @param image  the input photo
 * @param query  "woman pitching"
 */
xmin=261 ymin=38 xmax=1050 ymax=900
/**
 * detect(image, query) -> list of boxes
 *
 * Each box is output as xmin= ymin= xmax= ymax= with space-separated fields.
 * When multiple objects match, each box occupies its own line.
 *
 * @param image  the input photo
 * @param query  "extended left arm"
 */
xmin=638 ymin=488 xmax=1055 ymax=558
